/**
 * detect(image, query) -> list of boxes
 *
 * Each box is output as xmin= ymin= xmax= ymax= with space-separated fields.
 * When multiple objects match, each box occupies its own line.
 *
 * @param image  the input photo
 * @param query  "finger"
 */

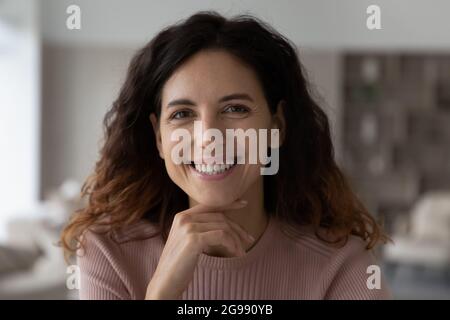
xmin=198 ymin=229 xmax=243 ymax=257
xmin=188 ymin=222 xmax=245 ymax=256
xmin=192 ymin=212 xmax=255 ymax=244
xmin=183 ymin=199 xmax=248 ymax=215
xmin=225 ymin=218 xmax=255 ymax=244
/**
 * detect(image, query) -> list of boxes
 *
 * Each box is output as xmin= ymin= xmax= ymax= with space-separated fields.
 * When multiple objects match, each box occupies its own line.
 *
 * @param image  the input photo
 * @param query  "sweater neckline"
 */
xmin=197 ymin=215 xmax=276 ymax=269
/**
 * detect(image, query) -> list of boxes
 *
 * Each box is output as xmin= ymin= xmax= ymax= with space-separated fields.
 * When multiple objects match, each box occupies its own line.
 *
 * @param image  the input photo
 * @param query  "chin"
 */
xmin=191 ymin=191 xmax=238 ymax=207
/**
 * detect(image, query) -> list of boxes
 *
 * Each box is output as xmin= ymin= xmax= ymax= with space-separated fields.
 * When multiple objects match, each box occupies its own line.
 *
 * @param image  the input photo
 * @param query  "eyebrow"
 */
xmin=166 ymin=93 xmax=254 ymax=108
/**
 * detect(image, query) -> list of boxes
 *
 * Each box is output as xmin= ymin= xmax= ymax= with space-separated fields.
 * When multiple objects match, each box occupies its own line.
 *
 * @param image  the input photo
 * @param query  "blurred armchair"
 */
xmin=384 ymin=191 xmax=450 ymax=272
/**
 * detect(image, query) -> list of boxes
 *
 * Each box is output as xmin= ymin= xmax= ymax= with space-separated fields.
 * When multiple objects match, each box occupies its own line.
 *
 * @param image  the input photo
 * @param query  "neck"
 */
xmin=189 ymin=177 xmax=268 ymax=252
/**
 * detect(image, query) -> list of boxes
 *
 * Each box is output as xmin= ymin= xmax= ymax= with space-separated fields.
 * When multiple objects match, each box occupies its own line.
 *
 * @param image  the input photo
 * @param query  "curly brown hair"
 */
xmin=59 ymin=11 xmax=388 ymax=263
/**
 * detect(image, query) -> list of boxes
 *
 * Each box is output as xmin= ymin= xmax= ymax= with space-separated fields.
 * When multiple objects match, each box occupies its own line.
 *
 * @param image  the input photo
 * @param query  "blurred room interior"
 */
xmin=0 ymin=0 xmax=449 ymax=299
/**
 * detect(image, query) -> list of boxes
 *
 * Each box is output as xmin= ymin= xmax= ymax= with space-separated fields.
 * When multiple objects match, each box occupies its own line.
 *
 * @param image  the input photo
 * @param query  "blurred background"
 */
xmin=0 ymin=0 xmax=449 ymax=299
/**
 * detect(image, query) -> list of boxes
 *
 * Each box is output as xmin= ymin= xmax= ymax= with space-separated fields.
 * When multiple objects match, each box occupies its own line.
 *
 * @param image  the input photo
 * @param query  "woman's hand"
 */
xmin=145 ymin=199 xmax=254 ymax=300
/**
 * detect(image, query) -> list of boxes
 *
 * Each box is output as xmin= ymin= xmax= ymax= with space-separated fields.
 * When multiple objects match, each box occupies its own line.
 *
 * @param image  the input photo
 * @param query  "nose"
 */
xmin=194 ymin=110 xmax=225 ymax=149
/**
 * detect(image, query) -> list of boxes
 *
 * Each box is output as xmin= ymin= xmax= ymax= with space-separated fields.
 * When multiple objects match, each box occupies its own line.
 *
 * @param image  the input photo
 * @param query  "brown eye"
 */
xmin=223 ymin=105 xmax=249 ymax=114
xmin=171 ymin=110 xmax=193 ymax=120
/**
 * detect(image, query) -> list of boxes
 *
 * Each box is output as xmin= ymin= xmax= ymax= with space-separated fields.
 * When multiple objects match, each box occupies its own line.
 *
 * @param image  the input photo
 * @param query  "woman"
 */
xmin=61 ymin=11 xmax=391 ymax=300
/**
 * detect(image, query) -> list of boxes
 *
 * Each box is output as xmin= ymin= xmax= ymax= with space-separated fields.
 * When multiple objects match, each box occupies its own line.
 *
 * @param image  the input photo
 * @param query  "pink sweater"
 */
xmin=76 ymin=215 xmax=392 ymax=299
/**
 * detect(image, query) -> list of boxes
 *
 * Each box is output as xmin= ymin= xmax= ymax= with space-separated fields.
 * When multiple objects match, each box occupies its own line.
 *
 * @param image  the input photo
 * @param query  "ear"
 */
xmin=271 ymin=100 xmax=286 ymax=146
xmin=150 ymin=113 xmax=164 ymax=159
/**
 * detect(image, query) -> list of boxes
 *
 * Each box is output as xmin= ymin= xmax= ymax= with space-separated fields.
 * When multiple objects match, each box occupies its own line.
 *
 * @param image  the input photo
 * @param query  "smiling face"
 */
xmin=150 ymin=49 xmax=283 ymax=207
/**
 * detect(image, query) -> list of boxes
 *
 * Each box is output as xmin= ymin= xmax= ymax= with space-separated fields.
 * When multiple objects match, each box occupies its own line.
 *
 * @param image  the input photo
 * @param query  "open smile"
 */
xmin=187 ymin=159 xmax=238 ymax=180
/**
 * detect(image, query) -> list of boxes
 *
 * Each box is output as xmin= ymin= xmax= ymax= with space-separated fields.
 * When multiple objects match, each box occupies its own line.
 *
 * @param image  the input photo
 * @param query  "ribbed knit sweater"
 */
xmin=76 ymin=215 xmax=392 ymax=300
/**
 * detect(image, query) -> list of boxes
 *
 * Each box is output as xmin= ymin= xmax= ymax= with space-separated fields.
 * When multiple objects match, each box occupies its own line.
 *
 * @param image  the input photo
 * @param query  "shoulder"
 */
xmin=276 ymin=222 xmax=371 ymax=262
xmin=321 ymin=235 xmax=392 ymax=299
xmin=275 ymin=222 xmax=392 ymax=299
xmin=76 ymin=219 xmax=164 ymax=299
xmin=77 ymin=218 xmax=163 ymax=264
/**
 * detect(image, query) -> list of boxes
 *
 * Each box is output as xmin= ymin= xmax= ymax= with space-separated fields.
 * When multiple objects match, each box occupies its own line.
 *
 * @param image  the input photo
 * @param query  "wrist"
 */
xmin=145 ymin=281 xmax=163 ymax=300
xmin=145 ymin=281 xmax=179 ymax=300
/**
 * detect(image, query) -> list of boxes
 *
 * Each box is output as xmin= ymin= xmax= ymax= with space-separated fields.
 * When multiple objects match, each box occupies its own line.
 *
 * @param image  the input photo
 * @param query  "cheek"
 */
xmin=160 ymin=140 xmax=173 ymax=161
xmin=161 ymin=150 xmax=189 ymax=190
xmin=160 ymin=128 xmax=182 ymax=160
xmin=243 ymin=163 xmax=264 ymax=182
xmin=159 ymin=132 xmax=185 ymax=178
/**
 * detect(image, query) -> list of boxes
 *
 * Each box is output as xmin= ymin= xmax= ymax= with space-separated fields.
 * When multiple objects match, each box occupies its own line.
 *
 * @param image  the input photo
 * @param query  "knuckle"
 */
xmin=173 ymin=212 xmax=183 ymax=223
xmin=177 ymin=212 xmax=190 ymax=225
xmin=184 ymin=222 xmax=195 ymax=234
xmin=217 ymin=229 xmax=226 ymax=237
xmin=217 ymin=213 xmax=226 ymax=221
xmin=186 ymin=232 xmax=199 ymax=245
xmin=223 ymin=223 xmax=233 ymax=234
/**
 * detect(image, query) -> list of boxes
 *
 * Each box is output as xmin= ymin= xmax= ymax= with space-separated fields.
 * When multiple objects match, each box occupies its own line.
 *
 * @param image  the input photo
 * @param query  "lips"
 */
xmin=188 ymin=157 xmax=238 ymax=176
xmin=190 ymin=162 xmax=236 ymax=175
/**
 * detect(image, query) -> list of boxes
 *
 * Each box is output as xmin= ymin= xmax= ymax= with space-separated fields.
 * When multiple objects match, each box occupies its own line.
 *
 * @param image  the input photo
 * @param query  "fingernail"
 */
xmin=247 ymin=234 xmax=255 ymax=241
xmin=239 ymin=200 xmax=248 ymax=205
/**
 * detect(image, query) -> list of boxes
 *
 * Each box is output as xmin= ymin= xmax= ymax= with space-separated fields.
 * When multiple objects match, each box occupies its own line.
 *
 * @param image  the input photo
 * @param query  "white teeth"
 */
xmin=193 ymin=163 xmax=235 ymax=175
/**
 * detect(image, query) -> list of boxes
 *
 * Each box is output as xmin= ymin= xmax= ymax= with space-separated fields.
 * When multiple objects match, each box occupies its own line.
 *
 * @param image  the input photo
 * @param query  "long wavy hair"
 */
xmin=60 ymin=11 xmax=388 ymax=262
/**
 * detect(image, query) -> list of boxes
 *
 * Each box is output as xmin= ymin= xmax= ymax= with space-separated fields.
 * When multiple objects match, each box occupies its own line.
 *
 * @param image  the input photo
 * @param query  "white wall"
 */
xmin=300 ymin=50 xmax=343 ymax=162
xmin=41 ymin=0 xmax=450 ymax=49
xmin=0 ymin=0 xmax=41 ymax=240
xmin=41 ymin=45 xmax=132 ymax=196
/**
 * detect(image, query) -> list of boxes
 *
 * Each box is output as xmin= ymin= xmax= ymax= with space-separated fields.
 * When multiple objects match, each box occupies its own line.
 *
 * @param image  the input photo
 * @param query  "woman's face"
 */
xmin=151 ymin=49 xmax=283 ymax=207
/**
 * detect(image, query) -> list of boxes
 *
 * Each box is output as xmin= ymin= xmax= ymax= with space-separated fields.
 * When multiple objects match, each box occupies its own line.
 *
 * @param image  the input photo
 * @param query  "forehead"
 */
xmin=161 ymin=49 xmax=265 ymax=105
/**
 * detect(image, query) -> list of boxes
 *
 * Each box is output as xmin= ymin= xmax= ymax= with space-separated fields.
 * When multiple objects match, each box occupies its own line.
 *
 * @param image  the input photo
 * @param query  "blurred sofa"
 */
xmin=0 ymin=180 xmax=82 ymax=299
